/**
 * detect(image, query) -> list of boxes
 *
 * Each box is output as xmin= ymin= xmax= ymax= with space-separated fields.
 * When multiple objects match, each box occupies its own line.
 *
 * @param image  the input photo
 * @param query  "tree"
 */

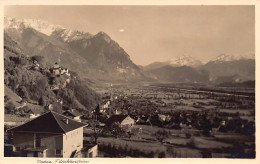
xmin=52 ymin=103 xmax=63 ymax=114
xmin=89 ymin=119 xmax=102 ymax=144
xmin=5 ymin=101 xmax=15 ymax=114
xmin=155 ymin=130 xmax=170 ymax=143
xmin=110 ymin=122 xmax=125 ymax=138
xmin=38 ymin=96 xmax=45 ymax=106
xmin=4 ymin=95 xmax=10 ymax=103
xmin=158 ymin=151 xmax=166 ymax=158
xmin=36 ymin=77 xmax=48 ymax=91
xmin=32 ymin=55 xmax=45 ymax=64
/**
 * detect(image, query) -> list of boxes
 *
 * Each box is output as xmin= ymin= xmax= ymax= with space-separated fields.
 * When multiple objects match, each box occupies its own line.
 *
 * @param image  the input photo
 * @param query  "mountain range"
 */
xmin=4 ymin=17 xmax=255 ymax=84
xmin=4 ymin=17 xmax=145 ymax=82
xmin=4 ymin=32 xmax=101 ymax=112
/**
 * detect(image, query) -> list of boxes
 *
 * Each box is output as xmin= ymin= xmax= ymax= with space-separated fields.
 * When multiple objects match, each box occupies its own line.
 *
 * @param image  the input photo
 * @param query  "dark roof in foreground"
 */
xmin=8 ymin=111 xmax=87 ymax=134
xmin=106 ymin=115 xmax=129 ymax=124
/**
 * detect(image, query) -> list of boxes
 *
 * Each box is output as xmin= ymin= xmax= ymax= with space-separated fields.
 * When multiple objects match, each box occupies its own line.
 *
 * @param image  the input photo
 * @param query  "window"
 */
xmin=56 ymin=149 xmax=62 ymax=155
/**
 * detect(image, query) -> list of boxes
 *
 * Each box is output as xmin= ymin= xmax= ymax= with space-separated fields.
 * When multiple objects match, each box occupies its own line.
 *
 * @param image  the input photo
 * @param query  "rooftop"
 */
xmin=63 ymin=109 xmax=82 ymax=117
xmin=28 ymin=107 xmax=45 ymax=115
xmin=106 ymin=114 xmax=129 ymax=124
xmin=8 ymin=111 xmax=87 ymax=134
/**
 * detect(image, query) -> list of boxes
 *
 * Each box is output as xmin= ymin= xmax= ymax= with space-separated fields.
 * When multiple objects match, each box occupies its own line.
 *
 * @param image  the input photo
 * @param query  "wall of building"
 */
xmin=12 ymin=132 xmax=63 ymax=157
xmin=74 ymin=116 xmax=81 ymax=121
xmin=13 ymin=132 xmax=34 ymax=150
xmin=41 ymin=133 xmax=63 ymax=157
xmin=82 ymin=145 xmax=98 ymax=158
xmin=121 ymin=116 xmax=135 ymax=126
xmin=62 ymin=127 xmax=83 ymax=158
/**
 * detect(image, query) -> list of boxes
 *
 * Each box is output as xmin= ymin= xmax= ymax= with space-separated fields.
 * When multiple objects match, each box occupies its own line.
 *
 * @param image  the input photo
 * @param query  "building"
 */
xmin=106 ymin=115 xmax=135 ymax=127
xmin=63 ymin=109 xmax=82 ymax=121
xmin=81 ymin=144 xmax=98 ymax=158
xmin=27 ymin=108 xmax=45 ymax=119
xmin=61 ymin=68 xmax=68 ymax=75
xmin=7 ymin=111 xmax=87 ymax=158
xmin=101 ymin=100 xmax=110 ymax=110
xmin=53 ymin=62 xmax=60 ymax=75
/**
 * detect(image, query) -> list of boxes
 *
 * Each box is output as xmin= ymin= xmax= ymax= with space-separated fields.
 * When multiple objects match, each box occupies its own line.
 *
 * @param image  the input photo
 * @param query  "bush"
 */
xmin=5 ymin=101 xmax=15 ymax=114
xmin=4 ymin=95 xmax=10 ymax=103
xmin=158 ymin=151 xmax=166 ymax=158
xmin=186 ymin=137 xmax=196 ymax=148
xmin=38 ymin=96 xmax=45 ymax=106
xmin=147 ymin=151 xmax=155 ymax=158
xmin=155 ymin=130 xmax=170 ymax=143
xmin=32 ymin=55 xmax=45 ymax=65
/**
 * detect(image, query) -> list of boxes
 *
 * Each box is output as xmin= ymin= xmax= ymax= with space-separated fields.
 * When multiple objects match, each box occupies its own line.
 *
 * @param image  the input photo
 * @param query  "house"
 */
xmin=53 ymin=62 xmax=60 ymax=75
xmin=7 ymin=111 xmax=87 ymax=158
xmin=101 ymin=100 xmax=110 ymax=110
xmin=60 ymin=68 xmax=68 ymax=75
xmin=15 ymin=101 xmax=27 ymax=110
xmin=81 ymin=144 xmax=98 ymax=158
xmin=32 ymin=60 xmax=40 ymax=71
xmin=158 ymin=114 xmax=167 ymax=122
xmin=105 ymin=115 xmax=135 ymax=127
xmin=136 ymin=116 xmax=151 ymax=125
xmin=63 ymin=109 xmax=82 ymax=121
xmin=27 ymin=108 xmax=45 ymax=119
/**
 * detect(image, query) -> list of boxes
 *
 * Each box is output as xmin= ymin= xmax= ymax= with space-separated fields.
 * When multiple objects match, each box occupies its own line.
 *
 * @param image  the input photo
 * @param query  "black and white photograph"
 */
xmin=1 ymin=2 xmax=258 ymax=162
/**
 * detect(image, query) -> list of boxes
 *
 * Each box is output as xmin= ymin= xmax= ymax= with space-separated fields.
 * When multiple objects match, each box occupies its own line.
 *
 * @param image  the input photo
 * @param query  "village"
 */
xmin=4 ymin=72 xmax=255 ymax=158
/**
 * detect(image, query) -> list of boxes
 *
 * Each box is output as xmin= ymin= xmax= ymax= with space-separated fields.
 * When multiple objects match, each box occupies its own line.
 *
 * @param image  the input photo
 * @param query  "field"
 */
xmin=93 ymin=82 xmax=255 ymax=158
xmin=85 ymin=123 xmax=253 ymax=158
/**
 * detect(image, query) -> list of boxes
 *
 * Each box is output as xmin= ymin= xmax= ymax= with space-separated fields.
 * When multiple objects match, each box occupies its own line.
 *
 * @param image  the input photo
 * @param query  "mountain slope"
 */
xmin=199 ymin=58 xmax=255 ymax=82
xmin=5 ymin=17 xmax=145 ymax=82
xmin=4 ymin=26 xmax=91 ymax=77
xmin=52 ymin=30 xmax=145 ymax=81
xmin=147 ymin=65 xmax=209 ymax=83
xmin=4 ymin=33 xmax=100 ymax=113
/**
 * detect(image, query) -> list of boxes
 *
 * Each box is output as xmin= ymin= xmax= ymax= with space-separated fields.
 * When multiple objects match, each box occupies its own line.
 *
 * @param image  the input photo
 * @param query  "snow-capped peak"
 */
xmin=5 ymin=17 xmax=93 ymax=42
xmin=4 ymin=17 xmax=64 ymax=36
xmin=214 ymin=54 xmax=235 ymax=62
xmin=168 ymin=54 xmax=202 ymax=67
xmin=213 ymin=53 xmax=255 ymax=63
xmin=53 ymin=29 xmax=93 ymax=42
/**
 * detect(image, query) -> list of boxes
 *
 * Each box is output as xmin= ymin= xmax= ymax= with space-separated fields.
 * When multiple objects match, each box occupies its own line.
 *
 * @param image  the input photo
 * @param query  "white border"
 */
xmin=0 ymin=1 xmax=259 ymax=164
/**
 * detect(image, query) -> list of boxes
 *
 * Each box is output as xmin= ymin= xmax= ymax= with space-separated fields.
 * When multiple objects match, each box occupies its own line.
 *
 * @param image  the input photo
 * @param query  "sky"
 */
xmin=4 ymin=5 xmax=255 ymax=66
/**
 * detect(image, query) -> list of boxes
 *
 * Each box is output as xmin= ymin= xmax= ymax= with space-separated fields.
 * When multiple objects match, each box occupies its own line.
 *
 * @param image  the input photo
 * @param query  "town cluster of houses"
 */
xmin=5 ymin=84 xmax=255 ymax=158
xmin=5 ymin=100 xmax=136 ymax=158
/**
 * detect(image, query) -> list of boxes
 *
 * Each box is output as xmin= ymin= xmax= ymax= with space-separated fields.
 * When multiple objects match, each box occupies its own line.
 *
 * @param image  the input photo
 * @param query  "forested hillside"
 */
xmin=4 ymin=33 xmax=101 ymax=115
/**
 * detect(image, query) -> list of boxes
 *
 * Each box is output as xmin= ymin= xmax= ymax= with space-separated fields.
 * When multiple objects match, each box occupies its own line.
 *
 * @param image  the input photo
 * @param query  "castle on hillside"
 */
xmin=52 ymin=62 xmax=70 ymax=77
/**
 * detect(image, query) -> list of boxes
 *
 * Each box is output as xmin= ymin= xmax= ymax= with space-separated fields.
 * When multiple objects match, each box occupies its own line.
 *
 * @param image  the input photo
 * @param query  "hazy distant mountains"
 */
xmin=145 ymin=54 xmax=255 ymax=83
xmin=144 ymin=55 xmax=203 ymax=71
xmin=146 ymin=65 xmax=209 ymax=83
xmin=199 ymin=58 xmax=255 ymax=83
xmin=4 ymin=17 xmax=144 ymax=82
xmin=4 ymin=17 xmax=255 ymax=84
